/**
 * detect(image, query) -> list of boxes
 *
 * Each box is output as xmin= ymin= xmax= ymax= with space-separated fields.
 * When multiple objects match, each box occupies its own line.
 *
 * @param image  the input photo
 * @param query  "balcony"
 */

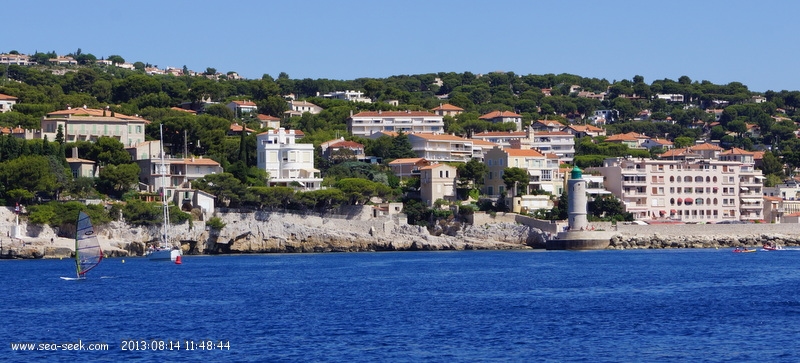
xmin=621 ymin=169 xmax=646 ymax=176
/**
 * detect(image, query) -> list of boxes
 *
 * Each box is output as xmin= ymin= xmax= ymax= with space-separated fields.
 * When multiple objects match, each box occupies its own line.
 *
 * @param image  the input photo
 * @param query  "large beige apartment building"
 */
xmin=593 ymin=148 xmax=764 ymax=222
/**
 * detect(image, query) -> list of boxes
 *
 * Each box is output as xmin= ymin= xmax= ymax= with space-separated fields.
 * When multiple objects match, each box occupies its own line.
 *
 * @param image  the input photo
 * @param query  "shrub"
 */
xmin=206 ymin=216 xmax=226 ymax=230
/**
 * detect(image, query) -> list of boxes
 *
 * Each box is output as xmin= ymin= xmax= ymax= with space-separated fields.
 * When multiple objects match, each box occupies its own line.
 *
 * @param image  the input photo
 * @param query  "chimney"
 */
xmin=72 ymin=147 xmax=79 ymax=159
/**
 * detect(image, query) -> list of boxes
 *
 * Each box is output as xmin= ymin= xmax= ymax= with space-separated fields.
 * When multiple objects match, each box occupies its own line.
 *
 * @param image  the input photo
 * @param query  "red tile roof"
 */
xmin=479 ymin=110 xmax=522 ymax=119
xmin=330 ymin=140 xmax=364 ymax=148
xmin=409 ymin=133 xmax=472 ymax=141
xmin=47 ymin=107 xmax=149 ymax=122
xmin=505 ymin=148 xmax=544 ymax=157
xmin=431 ymin=104 xmax=464 ymax=111
xmin=388 ymin=157 xmax=426 ymax=165
xmin=472 ymin=131 xmax=526 ymax=137
xmin=692 ymin=143 xmax=724 ymax=151
xmin=605 ymin=132 xmax=648 ymax=141
xmin=256 ymin=114 xmax=280 ymax=121
xmin=352 ymin=111 xmax=437 ymax=117
xmin=232 ymin=100 xmax=257 ymax=107
xmin=720 ymin=147 xmax=754 ymax=155
xmin=170 ymin=107 xmax=196 ymax=114
xmin=229 ymin=123 xmax=255 ymax=133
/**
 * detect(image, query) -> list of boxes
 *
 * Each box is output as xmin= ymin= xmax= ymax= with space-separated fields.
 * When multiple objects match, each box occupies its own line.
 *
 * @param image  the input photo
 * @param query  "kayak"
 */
xmin=733 ymin=248 xmax=756 ymax=253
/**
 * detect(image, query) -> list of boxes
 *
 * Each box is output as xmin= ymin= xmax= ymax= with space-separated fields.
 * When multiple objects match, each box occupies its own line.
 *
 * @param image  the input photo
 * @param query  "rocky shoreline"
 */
xmin=3 ymin=206 xmax=800 ymax=259
xmin=609 ymin=233 xmax=800 ymax=250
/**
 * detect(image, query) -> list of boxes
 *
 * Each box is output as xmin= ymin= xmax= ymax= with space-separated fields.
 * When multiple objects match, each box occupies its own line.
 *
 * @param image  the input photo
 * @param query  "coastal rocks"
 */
xmin=608 ymin=233 xmax=800 ymax=250
xmin=204 ymin=212 xmax=539 ymax=254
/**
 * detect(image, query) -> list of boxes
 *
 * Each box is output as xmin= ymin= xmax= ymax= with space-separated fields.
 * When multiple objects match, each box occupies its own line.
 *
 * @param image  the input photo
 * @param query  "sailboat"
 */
xmin=62 ymin=211 xmax=103 ymax=280
xmin=147 ymin=124 xmax=183 ymax=262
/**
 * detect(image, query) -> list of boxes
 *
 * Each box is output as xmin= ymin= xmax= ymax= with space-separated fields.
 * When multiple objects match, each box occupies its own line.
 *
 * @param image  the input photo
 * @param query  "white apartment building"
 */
xmin=256 ymin=128 xmax=322 ymax=190
xmin=321 ymin=90 xmax=372 ymax=103
xmin=471 ymin=128 xmax=576 ymax=163
xmin=594 ymin=154 xmax=764 ymax=223
xmin=655 ymin=94 xmax=685 ymax=102
xmin=483 ymin=146 xmax=563 ymax=198
xmin=0 ymin=53 xmax=33 ymax=65
xmin=227 ymin=100 xmax=258 ymax=116
xmin=407 ymin=133 xmax=475 ymax=163
xmin=40 ymin=107 xmax=148 ymax=147
xmin=510 ymin=128 xmax=575 ymax=163
xmin=471 ymin=131 xmax=526 ymax=148
xmin=348 ymin=110 xmax=444 ymax=137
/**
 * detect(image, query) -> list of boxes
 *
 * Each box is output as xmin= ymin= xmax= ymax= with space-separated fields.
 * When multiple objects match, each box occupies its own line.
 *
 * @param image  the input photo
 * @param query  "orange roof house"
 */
xmin=431 ymin=103 xmax=464 ymax=117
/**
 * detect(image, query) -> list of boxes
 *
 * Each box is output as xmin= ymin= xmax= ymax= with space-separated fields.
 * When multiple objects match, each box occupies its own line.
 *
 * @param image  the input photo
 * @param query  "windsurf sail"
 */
xmin=75 ymin=211 xmax=103 ymax=278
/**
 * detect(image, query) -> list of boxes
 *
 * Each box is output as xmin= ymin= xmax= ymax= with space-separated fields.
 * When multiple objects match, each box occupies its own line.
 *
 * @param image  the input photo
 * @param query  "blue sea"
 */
xmin=3 ymin=249 xmax=800 ymax=362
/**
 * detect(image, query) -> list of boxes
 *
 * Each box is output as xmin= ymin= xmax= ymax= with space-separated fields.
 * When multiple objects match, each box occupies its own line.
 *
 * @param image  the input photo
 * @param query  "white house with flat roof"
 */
xmin=256 ymin=128 xmax=322 ymax=190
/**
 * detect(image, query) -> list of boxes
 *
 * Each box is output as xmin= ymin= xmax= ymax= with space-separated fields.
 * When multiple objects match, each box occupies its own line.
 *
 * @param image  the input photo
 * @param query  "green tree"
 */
xmin=760 ymin=151 xmax=784 ymax=177
xmin=191 ymin=172 xmax=249 ymax=207
xmin=502 ymin=167 xmax=529 ymax=196
xmin=457 ymin=158 xmax=489 ymax=189
xmin=673 ymin=136 xmax=695 ymax=149
xmin=389 ymin=132 xmax=416 ymax=159
xmin=96 ymin=163 xmax=141 ymax=197
xmin=0 ymin=155 xmax=57 ymax=200
xmin=335 ymin=178 xmax=394 ymax=204
xmin=107 ymin=55 xmax=125 ymax=65
xmin=87 ymin=137 xmax=131 ymax=165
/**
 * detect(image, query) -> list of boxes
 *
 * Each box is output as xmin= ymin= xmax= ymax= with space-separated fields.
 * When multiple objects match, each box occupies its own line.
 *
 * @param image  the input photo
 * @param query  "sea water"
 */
xmin=2 ymin=249 xmax=800 ymax=362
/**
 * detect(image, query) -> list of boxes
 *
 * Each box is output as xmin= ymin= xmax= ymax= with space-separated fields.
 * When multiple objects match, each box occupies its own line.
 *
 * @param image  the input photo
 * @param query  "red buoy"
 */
xmin=174 ymin=255 xmax=182 ymax=265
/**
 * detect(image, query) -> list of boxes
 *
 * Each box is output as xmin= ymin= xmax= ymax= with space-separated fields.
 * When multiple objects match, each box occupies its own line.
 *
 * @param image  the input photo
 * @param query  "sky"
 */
xmin=6 ymin=1 xmax=799 ymax=92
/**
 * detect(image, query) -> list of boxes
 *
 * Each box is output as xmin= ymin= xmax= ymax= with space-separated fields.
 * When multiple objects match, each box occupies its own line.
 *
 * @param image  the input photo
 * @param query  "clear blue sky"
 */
xmin=7 ymin=0 xmax=799 ymax=92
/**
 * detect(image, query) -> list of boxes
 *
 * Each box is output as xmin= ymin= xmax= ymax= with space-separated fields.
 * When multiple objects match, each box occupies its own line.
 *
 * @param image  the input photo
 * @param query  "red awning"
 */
xmin=670 ymin=209 xmax=677 ymax=214
xmin=677 ymin=198 xmax=683 ymax=204
xmin=659 ymin=210 xmax=666 ymax=215
xmin=685 ymin=198 xmax=694 ymax=203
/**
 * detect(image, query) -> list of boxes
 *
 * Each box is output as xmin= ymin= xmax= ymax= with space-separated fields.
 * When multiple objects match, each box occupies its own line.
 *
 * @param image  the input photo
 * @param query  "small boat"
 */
xmin=762 ymin=242 xmax=784 ymax=251
xmin=733 ymin=247 xmax=756 ymax=253
xmin=62 ymin=211 xmax=103 ymax=279
xmin=146 ymin=124 xmax=183 ymax=263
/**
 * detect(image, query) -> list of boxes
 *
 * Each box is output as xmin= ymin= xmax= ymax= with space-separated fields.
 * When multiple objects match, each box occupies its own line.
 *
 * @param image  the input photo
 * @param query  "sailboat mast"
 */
xmin=74 ymin=222 xmax=81 ymax=277
xmin=160 ymin=124 xmax=170 ymax=247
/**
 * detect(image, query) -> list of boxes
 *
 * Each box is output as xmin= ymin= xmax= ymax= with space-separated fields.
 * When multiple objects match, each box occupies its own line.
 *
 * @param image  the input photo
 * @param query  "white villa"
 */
xmin=256 ymin=128 xmax=322 ymax=190
xmin=322 ymin=90 xmax=371 ymax=103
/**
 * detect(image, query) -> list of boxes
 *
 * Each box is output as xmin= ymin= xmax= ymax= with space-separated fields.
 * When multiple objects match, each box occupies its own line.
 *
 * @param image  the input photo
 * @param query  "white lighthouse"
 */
xmin=567 ymin=166 xmax=588 ymax=231
xmin=547 ymin=165 xmax=613 ymax=250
